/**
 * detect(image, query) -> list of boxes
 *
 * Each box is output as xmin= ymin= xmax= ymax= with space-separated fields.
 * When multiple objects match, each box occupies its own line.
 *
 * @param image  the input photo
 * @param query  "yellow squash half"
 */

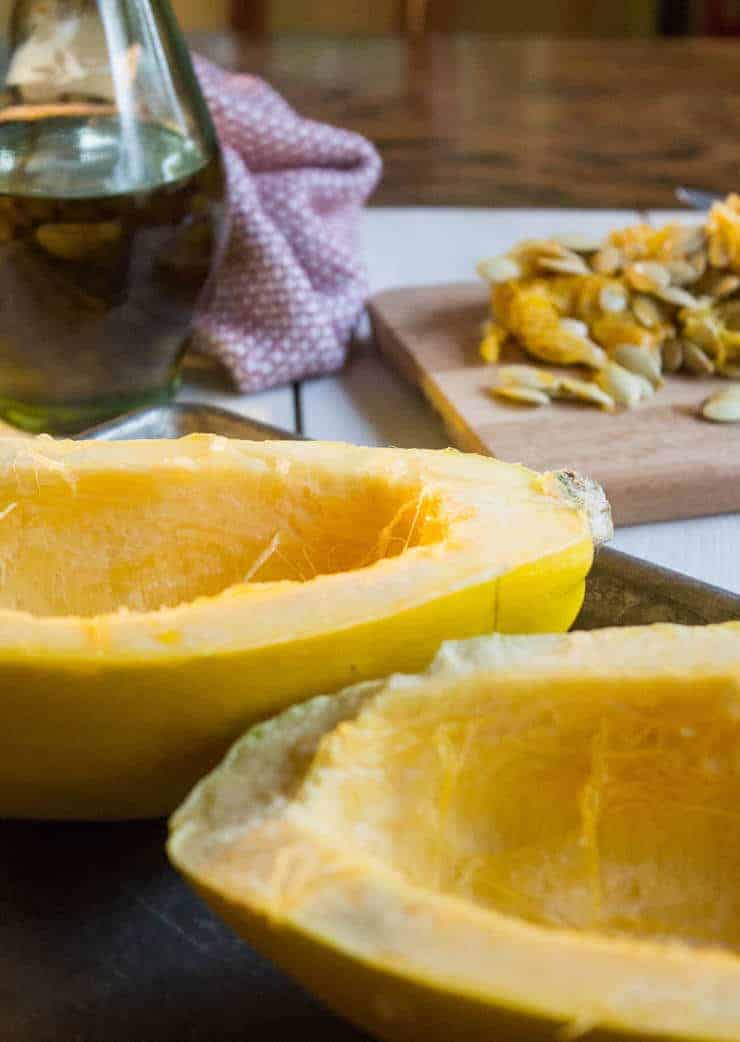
xmin=0 ymin=436 xmax=607 ymax=819
xmin=170 ymin=623 xmax=740 ymax=1042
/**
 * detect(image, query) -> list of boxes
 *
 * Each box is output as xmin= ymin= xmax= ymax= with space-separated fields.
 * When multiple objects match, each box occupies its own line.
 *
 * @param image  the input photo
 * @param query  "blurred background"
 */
xmin=173 ymin=0 xmax=740 ymax=36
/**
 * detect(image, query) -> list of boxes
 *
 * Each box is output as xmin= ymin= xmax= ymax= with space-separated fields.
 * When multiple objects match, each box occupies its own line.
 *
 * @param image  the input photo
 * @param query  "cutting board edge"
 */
xmin=368 ymin=295 xmax=426 ymax=387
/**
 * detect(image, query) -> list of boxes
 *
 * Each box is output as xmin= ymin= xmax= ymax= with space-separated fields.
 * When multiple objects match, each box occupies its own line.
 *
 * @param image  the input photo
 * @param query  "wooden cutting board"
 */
xmin=369 ymin=282 xmax=740 ymax=525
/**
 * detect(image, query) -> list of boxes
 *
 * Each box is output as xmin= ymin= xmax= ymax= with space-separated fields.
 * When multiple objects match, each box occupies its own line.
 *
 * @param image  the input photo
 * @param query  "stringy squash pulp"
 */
xmin=0 ymin=436 xmax=605 ymax=819
xmin=170 ymin=623 xmax=740 ymax=1042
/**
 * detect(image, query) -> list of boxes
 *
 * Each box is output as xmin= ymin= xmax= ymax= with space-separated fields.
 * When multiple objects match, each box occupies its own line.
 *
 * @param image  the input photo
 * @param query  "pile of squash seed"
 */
xmin=477 ymin=194 xmax=740 ymax=422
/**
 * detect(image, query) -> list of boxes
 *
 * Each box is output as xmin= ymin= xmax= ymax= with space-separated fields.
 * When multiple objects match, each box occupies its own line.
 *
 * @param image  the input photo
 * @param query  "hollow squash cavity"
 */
xmin=0 ymin=464 xmax=445 ymax=617
xmin=299 ymin=678 xmax=740 ymax=953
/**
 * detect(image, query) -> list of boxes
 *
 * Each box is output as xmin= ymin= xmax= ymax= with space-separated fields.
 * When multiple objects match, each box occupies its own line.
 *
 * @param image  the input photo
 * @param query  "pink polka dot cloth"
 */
xmin=191 ymin=55 xmax=382 ymax=392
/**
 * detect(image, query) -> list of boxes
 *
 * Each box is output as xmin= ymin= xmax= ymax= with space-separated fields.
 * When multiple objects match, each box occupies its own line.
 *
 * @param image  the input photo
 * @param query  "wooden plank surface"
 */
xmin=299 ymin=346 xmax=448 ymax=447
xmin=194 ymin=33 xmax=740 ymax=208
xmin=369 ymin=281 xmax=740 ymax=526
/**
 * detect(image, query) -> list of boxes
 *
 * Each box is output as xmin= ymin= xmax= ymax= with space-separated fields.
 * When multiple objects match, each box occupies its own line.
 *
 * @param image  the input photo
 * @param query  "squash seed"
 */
xmin=490 ymin=384 xmax=550 ymax=407
xmin=631 ymin=294 xmax=665 ymax=329
xmin=613 ymin=343 xmax=663 ymax=388
xmin=681 ymin=312 xmax=721 ymax=353
xmin=719 ymin=298 xmax=740 ymax=329
xmin=554 ymin=377 xmax=615 ymax=411
xmin=666 ymin=259 xmax=702 ymax=286
xmin=683 ymin=341 xmax=715 ymax=375
xmin=537 ymin=252 xmax=591 ymax=277
xmin=676 ymin=224 xmax=706 ymax=256
xmin=477 ymin=256 xmax=522 ymax=283
xmin=548 ymin=322 xmax=607 ymax=369
xmin=661 ymin=339 xmax=684 ymax=373
xmin=560 ymin=317 xmax=590 ymax=338
xmin=701 ymin=385 xmax=740 ymax=422
xmin=708 ymin=236 xmax=731 ymax=268
xmin=513 ymin=239 xmax=565 ymax=259
xmin=712 ymin=273 xmax=740 ymax=298
xmin=655 ymin=285 xmax=701 ymax=309
xmin=551 ymin=232 xmax=603 ymax=253
xmin=592 ymin=245 xmax=623 ymax=275
xmin=475 ymin=200 xmax=740 ymax=420
xmin=578 ymin=341 xmax=608 ymax=369
xmin=496 ymin=365 xmax=560 ymax=391
xmin=596 ymin=361 xmax=654 ymax=408
xmin=625 ymin=261 xmax=671 ymax=293
xmin=687 ymin=249 xmax=708 ymax=280
xmin=599 ymin=284 xmax=628 ymax=313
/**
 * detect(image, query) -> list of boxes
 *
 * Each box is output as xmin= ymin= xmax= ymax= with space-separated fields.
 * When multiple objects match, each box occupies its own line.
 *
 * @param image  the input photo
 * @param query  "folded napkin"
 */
xmin=192 ymin=56 xmax=382 ymax=392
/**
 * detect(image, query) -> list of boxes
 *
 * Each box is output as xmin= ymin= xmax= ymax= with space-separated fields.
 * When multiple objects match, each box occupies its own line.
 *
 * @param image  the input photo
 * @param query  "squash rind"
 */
xmin=169 ymin=623 xmax=740 ymax=1042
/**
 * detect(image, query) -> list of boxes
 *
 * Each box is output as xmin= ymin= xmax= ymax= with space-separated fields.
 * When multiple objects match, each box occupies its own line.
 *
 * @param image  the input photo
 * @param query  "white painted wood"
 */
xmin=178 ymin=358 xmax=297 ymax=432
xmin=361 ymin=207 xmax=638 ymax=294
xmin=300 ymin=348 xmax=449 ymax=447
xmin=301 ymin=208 xmax=740 ymax=593
xmin=612 ymin=515 xmax=739 ymax=592
xmin=647 ymin=209 xmax=706 ymax=224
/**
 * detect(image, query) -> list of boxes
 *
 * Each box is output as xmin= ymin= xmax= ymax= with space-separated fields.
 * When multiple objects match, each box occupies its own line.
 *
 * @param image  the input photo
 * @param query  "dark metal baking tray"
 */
xmin=2 ymin=402 xmax=737 ymax=1042
xmin=80 ymin=401 xmax=299 ymax=441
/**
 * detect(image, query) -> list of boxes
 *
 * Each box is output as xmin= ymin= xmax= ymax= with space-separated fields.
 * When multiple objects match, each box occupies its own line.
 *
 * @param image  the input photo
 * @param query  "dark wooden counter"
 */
xmin=192 ymin=33 xmax=740 ymax=208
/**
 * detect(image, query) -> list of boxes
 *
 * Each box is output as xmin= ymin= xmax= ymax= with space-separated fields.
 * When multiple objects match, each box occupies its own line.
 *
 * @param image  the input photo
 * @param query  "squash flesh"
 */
xmin=0 ymin=455 xmax=443 ymax=617
xmin=0 ymin=437 xmax=595 ymax=650
xmin=300 ymin=672 xmax=740 ymax=951
xmin=170 ymin=624 xmax=740 ymax=1042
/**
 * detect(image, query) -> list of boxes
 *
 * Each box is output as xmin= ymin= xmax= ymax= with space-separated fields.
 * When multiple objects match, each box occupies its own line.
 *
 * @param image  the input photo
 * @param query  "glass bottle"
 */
xmin=0 ymin=0 xmax=226 ymax=432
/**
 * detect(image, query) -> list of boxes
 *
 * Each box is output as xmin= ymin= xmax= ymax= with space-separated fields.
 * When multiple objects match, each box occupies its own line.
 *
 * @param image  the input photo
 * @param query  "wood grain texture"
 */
xmin=369 ymin=282 xmax=740 ymax=525
xmin=192 ymin=33 xmax=740 ymax=208
xmin=230 ymin=0 xmax=267 ymax=35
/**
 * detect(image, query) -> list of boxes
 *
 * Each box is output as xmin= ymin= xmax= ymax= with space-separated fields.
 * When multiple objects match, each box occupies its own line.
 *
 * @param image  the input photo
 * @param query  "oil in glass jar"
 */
xmin=0 ymin=0 xmax=227 ymax=432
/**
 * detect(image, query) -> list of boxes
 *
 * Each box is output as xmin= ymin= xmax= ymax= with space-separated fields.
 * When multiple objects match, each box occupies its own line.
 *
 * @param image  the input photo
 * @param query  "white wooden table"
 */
xmin=181 ymin=208 xmax=740 ymax=595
